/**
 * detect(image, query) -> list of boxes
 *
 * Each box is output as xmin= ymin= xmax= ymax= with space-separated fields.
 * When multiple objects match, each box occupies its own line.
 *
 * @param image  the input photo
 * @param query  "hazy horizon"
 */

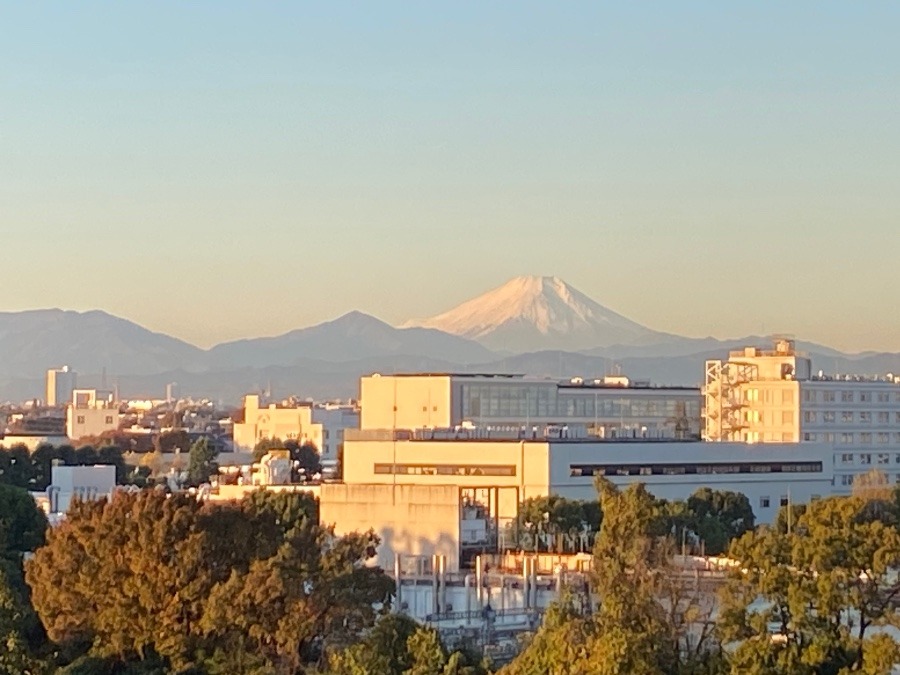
xmin=3 ymin=3 xmax=899 ymax=352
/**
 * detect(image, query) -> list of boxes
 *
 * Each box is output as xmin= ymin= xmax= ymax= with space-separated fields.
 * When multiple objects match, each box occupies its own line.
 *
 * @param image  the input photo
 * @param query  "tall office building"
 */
xmin=46 ymin=366 xmax=77 ymax=407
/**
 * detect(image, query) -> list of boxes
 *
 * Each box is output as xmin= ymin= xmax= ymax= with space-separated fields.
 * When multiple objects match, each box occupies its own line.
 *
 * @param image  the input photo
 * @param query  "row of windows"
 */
xmin=744 ymin=390 xmax=794 ymax=404
xmin=838 ymin=452 xmax=899 ymax=465
xmin=804 ymin=390 xmax=900 ymax=403
xmin=805 ymin=411 xmax=900 ymax=424
xmin=373 ymin=463 xmax=517 ymax=477
xmin=74 ymin=415 xmax=114 ymax=425
xmin=568 ymin=461 xmax=822 ymax=478
xmin=805 ymin=432 xmax=900 ymax=444
xmin=460 ymin=384 xmax=699 ymax=421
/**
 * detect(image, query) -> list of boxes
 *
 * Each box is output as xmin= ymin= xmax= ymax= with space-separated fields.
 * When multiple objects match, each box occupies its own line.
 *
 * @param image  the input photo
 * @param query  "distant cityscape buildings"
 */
xmin=3 ymin=336 xmax=900 ymax=584
xmin=45 ymin=366 xmax=76 ymax=407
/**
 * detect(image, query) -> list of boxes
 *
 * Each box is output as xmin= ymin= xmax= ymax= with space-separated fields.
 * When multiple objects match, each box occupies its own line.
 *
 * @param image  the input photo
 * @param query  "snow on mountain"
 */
xmin=404 ymin=276 xmax=668 ymax=353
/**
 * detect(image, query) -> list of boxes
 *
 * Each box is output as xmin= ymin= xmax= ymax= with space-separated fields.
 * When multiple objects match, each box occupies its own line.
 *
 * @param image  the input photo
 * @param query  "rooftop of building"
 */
xmin=367 ymin=372 xmax=697 ymax=391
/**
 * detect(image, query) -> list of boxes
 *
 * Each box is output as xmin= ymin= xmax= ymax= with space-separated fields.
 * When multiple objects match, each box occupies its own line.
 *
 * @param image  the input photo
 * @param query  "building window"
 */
xmin=782 ymin=432 xmax=793 ymax=442
xmin=860 ymin=412 xmax=871 ymax=424
xmin=804 ymin=411 xmax=817 ymax=423
xmin=841 ymin=453 xmax=854 ymax=464
xmin=782 ymin=411 xmax=794 ymax=424
xmin=842 ymin=392 xmax=854 ymax=403
xmin=804 ymin=433 xmax=816 ymax=441
xmin=860 ymin=453 xmax=872 ymax=464
xmin=760 ymin=497 xmax=770 ymax=508
xmin=860 ymin=433 xmax=872 ymax=445
xmin=824 ymin=391 xmax=836 ymax=403
xmin=780 ymin=496 xmax=789 ymax=507
xmin=841 ymin=433 xmax=855 ymax=445
xmin=76 ymin=415 xmax=85 ymax=424
xmin=878 ymin=453 xmax=890 ymax=465
xmin=896 ymin=412 xmax=900 ymax=424
xmin=375 ymin=463 xmax=517 ymax=477
xmin=860 ymin=392 xmax=872 ymax=403
xmin=877 ymin=432 xmax=889 ymax=444
xmin=823 ymin=433 xmax=834 ymax=443
xmin=841 ymin=475 xmax=854 ymax=486
xmin=804 ymin=390 xmax=816 ymax=403
xmin=782 ymin=391 xmax=794 ymax=404
xmin=877 ymin=392 xmax=890 ymax=403
xmin=824 ymin=412 xmax=836 ymax=423
xmin=841 ymin=412 xmax=854 ymax=424
xmin=878 ymin=412 xmax=890 ymax=424
xmin=105 ymin=416 xmax=113 ymax=424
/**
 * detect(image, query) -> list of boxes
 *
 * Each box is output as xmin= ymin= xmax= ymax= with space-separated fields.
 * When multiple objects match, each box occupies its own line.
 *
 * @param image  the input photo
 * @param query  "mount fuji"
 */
xmin=404 ymin=275 xmax=670 ymax=353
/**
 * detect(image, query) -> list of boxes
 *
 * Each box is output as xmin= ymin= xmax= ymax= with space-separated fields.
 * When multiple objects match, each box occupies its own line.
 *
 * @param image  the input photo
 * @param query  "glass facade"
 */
xmin=458 ymin=382 xmax=701 ymax=437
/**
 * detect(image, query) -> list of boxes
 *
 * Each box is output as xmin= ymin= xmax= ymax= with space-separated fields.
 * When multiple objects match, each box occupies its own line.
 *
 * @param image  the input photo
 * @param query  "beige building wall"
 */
xmin=233 ymin=395 xmax=321 ymax=452
xmin=320 ymin=483 xmax=462 ymax=571
xmin=360 ymin=375 xmax=454 ymax=430
xmin=66 ymin=407 xmax=119 ymax=441
xmin=342 ymin=438 xmax=551 ymax=508
xmin=735 ymin=380 xmax=801 ymax=442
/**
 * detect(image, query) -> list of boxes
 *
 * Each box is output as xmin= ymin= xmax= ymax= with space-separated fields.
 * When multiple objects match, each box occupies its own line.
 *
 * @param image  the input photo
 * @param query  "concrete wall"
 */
xmin=233 ymin=395 xmax=318 ymax=452
xmin=360 ymin=375 xmax=454 ymax=430
xmin=66 ymin=406 xmax=119 ymax=441
xmin=342 ymin=438 xmax=551 ymax=507
xmin=321 ymin=483 xmax=462 ymax=571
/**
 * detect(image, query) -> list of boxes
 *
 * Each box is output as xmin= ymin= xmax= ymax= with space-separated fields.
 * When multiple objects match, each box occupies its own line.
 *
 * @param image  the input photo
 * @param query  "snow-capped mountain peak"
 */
xmin=403 ymin=275 xmax=663 ymax=353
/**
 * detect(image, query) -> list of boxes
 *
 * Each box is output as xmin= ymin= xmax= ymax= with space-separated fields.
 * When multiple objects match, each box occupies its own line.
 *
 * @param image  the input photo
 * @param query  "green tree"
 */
xmin=0 ymin=484 xmax=48 ymax=558
xmin=719 ymin=494 xmax=900 ymax=674
xmin=328 ymin=614 xmax=487 ymax=675
xmin=686 ymin=488 xmax=755 ymax=556
xmin=0 ymin=559 xmax=44 ymax=675
xmin=186 ymin=437 xmax=218 ymax=486
xmin=254 ymin=438 xmax=322 ymax=478
xmin=500 ymin=592 xmax=596 ymax=675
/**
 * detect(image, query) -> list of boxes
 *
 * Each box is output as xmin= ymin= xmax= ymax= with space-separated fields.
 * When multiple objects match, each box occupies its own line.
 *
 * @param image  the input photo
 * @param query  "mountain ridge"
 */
xmin=404 ymin=275 xmax=670 ymax=352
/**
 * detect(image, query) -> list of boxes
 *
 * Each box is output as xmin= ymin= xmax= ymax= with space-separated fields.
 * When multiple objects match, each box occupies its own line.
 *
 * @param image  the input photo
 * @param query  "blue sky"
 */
xmin=2 ymin=2 xmax=898 ymax=351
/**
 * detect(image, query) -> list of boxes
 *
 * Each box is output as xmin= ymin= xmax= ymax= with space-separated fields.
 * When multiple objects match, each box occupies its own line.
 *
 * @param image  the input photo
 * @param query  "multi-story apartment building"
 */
xmin=66 ymin=389 xmax=119 ymax=441
xmin=360 ymin=373 xmax=701 ymax=440
xmin=704 ymin=339 xmax=900 ymax=492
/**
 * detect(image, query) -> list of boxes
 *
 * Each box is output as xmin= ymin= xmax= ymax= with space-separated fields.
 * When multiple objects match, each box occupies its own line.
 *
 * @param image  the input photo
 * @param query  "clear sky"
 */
xmin=2 ymin=2 xmax=898 ymax=352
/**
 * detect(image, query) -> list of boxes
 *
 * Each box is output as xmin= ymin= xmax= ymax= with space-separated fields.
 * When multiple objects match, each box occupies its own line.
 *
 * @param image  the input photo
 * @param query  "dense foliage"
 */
xmin=25 ymin=490 xmax=392 ymax=673
xmin=502 ymin=481 xmax=900 ymax=674
xmin=0 ymin=443 xmax=129 ymax=490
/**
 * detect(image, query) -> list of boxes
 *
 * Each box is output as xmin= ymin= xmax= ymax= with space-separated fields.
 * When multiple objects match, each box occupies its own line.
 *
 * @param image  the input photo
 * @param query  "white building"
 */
xmin=33 ymin=464 xmax=117 ymax=520
xmin=46 ymin=366 xmax=77 ymax=407
xmin=704 ymin=339 xmax=900 ymax=492
xmin=66 ymin=389 xmax=119 ymax=441
xmin=326 ymin=430 xmax=831 ymax=573
xmin=360 ymin=373 xmax=701 ymax=440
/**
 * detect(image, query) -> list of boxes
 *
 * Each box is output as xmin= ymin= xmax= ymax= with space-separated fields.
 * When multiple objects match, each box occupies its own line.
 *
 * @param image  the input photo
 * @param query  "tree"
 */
xmin=506 ymin=479 xmax=717 ymax=674
xmin=254 ymin=438 xmax=323 ymax=480
xmin=720 ymin=493 xmax=900 ymax=674
xmin=328 ymin=614 xmax=487 ymax=675
xmin=0 ymin=484 xmax=48 ymax=558
xmin=500 ymin=592 xmax=596 ymax=675
xmin=0 ymin=559 xmax=44 ymax=675
xmin=686 ymin=488 xmax=755 ymax=556
xmin=186 ymin=437 xmax=218 ymax=486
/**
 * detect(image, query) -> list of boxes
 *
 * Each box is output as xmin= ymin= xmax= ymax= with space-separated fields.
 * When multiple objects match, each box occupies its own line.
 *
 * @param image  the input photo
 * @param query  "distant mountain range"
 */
xmin=2 ymin=276 xmax=898 ymax=403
